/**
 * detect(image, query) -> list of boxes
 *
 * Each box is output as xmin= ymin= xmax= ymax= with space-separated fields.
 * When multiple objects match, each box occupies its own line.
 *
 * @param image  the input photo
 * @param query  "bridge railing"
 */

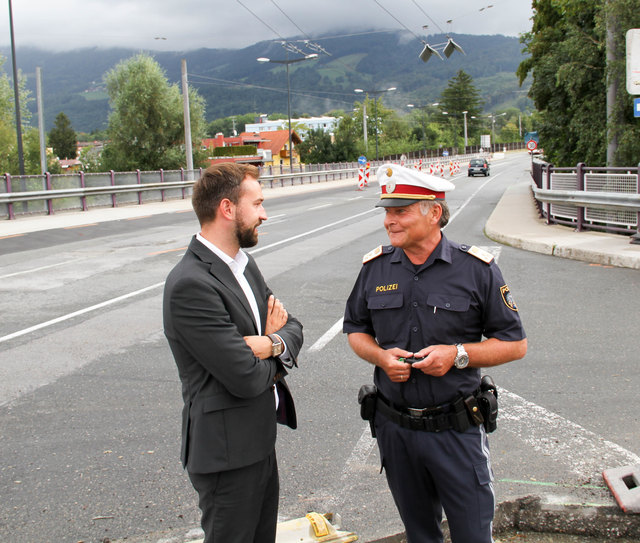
xmin=0 ymin=163 xmax=361 ymax=220
xmin=530 ymin=161 xmax=640 ymax=242
xmin=0 ymin=154 xmax=487 ymax=221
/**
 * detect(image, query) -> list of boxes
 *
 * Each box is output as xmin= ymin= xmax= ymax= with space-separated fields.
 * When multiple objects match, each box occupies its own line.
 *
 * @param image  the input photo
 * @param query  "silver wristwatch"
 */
xmin=454 ymin=343 xmax=469 ymax=369
xmin=268 ymin=334 xmax=284 ymax=357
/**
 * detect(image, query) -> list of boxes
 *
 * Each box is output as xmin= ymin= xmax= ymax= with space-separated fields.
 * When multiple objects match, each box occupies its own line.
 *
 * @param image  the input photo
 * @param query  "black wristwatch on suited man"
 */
xmin=454 ymin=343 xmax=469 ymax=369
xmin=268 ymin=334 xmax=284 ymax=357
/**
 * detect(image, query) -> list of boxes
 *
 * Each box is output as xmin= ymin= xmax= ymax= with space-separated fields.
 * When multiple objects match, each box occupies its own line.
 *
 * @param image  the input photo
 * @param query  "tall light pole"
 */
xmin=488 ymin=112 xmax=506 ymax=151
xmin=462 ymin=110 xmax=468 ymax=149
xmin=407 ymin=102 xmax=439 ymax=158
xmin=354 ymin=87 xmax=396 ymax=161
xmin=257 ymin=53 xmax=318 ymax=169
xmin=8 ymin=0 xmax=25 ymax=176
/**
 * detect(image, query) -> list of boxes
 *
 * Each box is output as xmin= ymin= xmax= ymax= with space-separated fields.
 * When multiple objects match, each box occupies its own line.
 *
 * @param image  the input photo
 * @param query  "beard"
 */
xmin=235 ymin=217 xmax=260 ymax=248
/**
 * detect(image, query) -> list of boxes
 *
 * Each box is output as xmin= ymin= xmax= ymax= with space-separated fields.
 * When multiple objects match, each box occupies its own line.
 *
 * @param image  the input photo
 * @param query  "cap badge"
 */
xmin=385 ymin=168 xmax=396 ymax=193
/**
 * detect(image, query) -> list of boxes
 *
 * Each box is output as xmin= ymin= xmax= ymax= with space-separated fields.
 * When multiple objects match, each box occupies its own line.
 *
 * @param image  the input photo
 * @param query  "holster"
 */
xmin=358 ymin=384 xmax=378 ymax=437
xmin=476 ymin=375 xmax=499 ymax=433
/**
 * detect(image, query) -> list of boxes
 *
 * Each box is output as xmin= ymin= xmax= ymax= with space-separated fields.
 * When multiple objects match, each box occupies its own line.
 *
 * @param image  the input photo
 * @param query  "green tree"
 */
xmin=332 ymin=114 xmax=360 ymax=162
xmin=438 ymin=70 xmax=484 ymax=148
xmin=296 ymin=128 xmax=335 ymax=164
xmin=517 ymin=0 xmax=640 ymax=166
xmin=0 ymin=54 xmax=34 ymax=175
xmin=101 ymin=53 xmax=206 ymax=171
xmin=48 ymin=112 xmax=77 ymax=159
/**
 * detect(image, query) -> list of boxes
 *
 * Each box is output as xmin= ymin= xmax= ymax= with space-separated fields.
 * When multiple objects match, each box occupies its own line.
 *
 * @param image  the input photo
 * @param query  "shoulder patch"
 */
xmin=363 ymin=245 xmax=383 ymax=264
xmin=500 ymin=285 xmax=518 ymax=311
xmin=460 ymin=245 xmax=494 ymax=264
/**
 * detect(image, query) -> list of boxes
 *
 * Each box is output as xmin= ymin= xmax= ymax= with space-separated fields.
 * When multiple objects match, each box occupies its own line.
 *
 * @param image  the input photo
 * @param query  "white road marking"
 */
xmin=0 ymin=258 xmax=86 ymax=279
xmin=308 ymin=318 xmax=343 ymax=352
xmin=0 ymin=282 xmax=164 ymax=344
xmin=308 ymin=203 xmax=332 ymax=211
xmin=249 ymin=208 xmax=378 ymax=255
xmin=499 ymin=389 xmax=640 ymax=476
xmin=321 ymin=422 xmax=376 ymax=510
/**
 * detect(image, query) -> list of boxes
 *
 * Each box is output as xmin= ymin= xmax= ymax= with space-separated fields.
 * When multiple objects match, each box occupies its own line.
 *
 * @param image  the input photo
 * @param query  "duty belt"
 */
xmin=376 ymin=393 xmax=472 ymax=433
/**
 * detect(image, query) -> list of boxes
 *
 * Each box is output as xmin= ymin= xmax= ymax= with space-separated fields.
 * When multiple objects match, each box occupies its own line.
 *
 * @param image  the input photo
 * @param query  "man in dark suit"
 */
xmin=163 ymin=163 xmax=303 ymax=543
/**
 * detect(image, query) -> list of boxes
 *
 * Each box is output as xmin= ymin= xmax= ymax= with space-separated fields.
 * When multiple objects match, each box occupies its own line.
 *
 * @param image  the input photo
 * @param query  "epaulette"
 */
xmin=459 ymin=244 xmax=494 ymax=264
xmin=363 ymin=245 xmax=383 ymax=264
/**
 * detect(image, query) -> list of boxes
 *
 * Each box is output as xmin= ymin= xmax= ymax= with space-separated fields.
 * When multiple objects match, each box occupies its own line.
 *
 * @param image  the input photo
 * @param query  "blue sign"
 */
xmin=524 ymin=131 xmax=539 ymax=143
xmin=442 ymin=150 xmax=449 ymax=157
xmin=635 ymin=98 xmax=640 ymax=118
xmin=358 ymin=155 xmax=367 ymax=165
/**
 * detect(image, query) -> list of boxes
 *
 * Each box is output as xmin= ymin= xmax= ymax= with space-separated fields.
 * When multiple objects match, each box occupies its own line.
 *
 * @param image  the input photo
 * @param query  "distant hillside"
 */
xmin=1 ymin=31 xmax=531 ymax=133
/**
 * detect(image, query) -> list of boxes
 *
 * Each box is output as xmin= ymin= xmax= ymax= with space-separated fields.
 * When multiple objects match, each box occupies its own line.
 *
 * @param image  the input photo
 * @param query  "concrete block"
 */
xmin=603 ymin=464 xmax=640 ymax=513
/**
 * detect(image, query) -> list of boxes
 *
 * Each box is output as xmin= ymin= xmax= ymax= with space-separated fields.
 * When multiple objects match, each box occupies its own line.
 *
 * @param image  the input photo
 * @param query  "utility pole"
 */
xmin=8 ymin=0 xmax=25 ymax=176
xmin=181 ymin=59 xmax=194 ymax=174
xmin=36 ymin=67 xmax=47 ymax=175
xmin=606 ymin=1 xmax=618 ymax=166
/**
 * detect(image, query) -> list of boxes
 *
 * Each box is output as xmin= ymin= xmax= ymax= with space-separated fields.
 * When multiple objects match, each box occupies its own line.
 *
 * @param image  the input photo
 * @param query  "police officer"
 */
xmin=343 ymin=163 xmax=527 ymax=543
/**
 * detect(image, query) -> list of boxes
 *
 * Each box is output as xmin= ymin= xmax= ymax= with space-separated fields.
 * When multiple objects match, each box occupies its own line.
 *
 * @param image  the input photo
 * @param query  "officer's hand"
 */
xmin=379 ymin=348 xmax=413 ymax=383
xmin=265 ymin=295 xmax=288 ymax=335
xmin=411 ymin=345 xmax=456 ymax=377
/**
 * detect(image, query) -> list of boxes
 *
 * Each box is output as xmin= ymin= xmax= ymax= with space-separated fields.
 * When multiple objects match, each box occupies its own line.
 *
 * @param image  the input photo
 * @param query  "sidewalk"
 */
xmin=485 ymin=181 xmax=640 ymax=270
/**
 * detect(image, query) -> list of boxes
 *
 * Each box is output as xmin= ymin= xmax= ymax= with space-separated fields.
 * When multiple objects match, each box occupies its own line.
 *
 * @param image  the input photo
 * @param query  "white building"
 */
xmin=244 ymin=116 xmax=340 ymax=139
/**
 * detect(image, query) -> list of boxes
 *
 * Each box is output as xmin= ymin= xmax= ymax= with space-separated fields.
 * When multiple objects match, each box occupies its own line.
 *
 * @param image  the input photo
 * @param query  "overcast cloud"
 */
xmin=1 ymin=0 xmax=532 ymax=52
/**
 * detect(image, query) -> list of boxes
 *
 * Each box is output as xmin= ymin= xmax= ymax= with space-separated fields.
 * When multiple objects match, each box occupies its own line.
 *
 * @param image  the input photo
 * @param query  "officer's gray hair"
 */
xmin=419 ymin=200 xmax=450 ymax=228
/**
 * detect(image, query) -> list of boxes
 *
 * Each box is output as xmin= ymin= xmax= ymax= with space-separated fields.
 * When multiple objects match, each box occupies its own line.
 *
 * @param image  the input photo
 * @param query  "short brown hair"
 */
xmin=192 ymin=163 xmax=260 ymax=225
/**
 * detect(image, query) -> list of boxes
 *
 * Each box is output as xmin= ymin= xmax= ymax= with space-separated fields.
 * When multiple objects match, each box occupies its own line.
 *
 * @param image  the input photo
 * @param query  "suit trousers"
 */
xmin=188 ymin=450 xmax=279 ymax=543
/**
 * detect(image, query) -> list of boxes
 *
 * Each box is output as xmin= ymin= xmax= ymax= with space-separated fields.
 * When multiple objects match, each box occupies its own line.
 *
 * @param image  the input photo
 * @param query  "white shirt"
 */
xmin=197 ymin=233 xmax=261 ymax=332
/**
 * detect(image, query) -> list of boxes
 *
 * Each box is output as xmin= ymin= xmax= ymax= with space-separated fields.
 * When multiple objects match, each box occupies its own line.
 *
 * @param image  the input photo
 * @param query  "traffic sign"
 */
xmin=635 ymin=98 xmax=640 ymax=118
xmin=526 ymin=139 xmax=538 ymax=151
xmin=358 ymin=155 xmax=367 ymax=166
xmin=442 ymin=150 xmax=449 ymax=157
xmin=524 ymin=131 xmax=539 ymax=143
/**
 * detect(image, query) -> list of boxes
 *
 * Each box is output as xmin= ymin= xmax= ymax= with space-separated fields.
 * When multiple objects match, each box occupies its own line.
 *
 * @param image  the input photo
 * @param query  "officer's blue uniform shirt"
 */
xmin=344 ymin=234 xmax=526 ymax=409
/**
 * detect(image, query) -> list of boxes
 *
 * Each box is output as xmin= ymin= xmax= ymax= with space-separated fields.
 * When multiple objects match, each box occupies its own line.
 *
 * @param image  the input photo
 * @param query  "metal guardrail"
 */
xmin=0 ymin=165 xmax=362 ymax=220
xmin=530 ymin=160 xmax=640 ymax=243
xmin=1 ymin=155 xmax=483 ymax=221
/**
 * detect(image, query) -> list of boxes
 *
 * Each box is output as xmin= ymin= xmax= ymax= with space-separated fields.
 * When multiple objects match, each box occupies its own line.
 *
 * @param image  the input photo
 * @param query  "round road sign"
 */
xmin=526 ymin=139 xmax=538 ymax=151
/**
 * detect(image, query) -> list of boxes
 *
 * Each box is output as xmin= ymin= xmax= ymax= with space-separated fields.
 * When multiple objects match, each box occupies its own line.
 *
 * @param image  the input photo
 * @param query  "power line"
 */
xmin=235 ymin=0 xmax=285 ymax=41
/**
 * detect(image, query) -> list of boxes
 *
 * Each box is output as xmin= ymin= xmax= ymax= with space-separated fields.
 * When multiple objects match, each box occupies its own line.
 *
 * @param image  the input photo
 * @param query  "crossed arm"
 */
xmin=243 ymin=295 xmax=289 ymax=359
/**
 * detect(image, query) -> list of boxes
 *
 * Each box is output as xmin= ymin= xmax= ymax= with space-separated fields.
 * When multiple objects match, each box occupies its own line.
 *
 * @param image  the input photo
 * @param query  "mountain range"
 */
xmin=1 ymin=31 xmax=531 ymax=134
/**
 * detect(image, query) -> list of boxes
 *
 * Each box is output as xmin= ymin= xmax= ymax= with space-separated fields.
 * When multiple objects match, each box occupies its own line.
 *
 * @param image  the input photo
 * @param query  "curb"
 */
xmin=365 ymin=497 xmax=640 ymax=542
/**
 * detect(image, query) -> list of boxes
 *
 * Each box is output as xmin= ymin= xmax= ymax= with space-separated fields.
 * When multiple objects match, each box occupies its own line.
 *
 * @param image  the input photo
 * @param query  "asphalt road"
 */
xmin=1 ymin=153 xmax=639 ymax=543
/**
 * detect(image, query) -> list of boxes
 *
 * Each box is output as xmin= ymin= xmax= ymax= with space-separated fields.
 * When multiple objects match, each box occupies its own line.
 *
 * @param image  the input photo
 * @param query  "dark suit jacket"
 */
xmin=163 ymin=236 xmax=303 ymax=474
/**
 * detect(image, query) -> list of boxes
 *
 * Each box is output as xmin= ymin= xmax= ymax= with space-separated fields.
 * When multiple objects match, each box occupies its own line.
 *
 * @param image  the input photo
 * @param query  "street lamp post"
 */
xmin=462 ymin=110 xmax=468 ymax=149
xmin=354 ymin=87 xmax=396 ymax=161
xmin=257 ymin=53 xmax=318 ymax=169
xmin=488 ymin=112 xmax=506 ymax=152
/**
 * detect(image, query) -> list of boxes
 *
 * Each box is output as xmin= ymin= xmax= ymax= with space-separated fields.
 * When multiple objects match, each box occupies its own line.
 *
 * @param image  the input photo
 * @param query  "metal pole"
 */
xmin=463 ymin=111 xmax=468 ymax=149
xmin=606 ymin=3 xmax=617 ymax=167
xmin=8 ymin=0 xmax=25 ymax=176
xmin=36 ymin=66 xmax=47 ymax=175
xmin=181 ymin=59 xmax=194 ymax=174
xmin=374 ymin=95 xmax=379 ymax=161
xmin=286 ymin=62 xmax=293 ymax=170
xmin=362 ymin=100 xmax=368 ymax=150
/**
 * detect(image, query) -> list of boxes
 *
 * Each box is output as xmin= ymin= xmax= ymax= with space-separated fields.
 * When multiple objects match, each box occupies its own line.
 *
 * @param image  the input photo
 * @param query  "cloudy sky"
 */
xmin=2 ymin=0 xmax=533 ymax=52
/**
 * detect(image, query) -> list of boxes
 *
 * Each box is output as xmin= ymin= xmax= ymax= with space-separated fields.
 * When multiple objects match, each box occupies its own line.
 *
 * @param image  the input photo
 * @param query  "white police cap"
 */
xmin=375 ymin=163 xmax=455 ymax=207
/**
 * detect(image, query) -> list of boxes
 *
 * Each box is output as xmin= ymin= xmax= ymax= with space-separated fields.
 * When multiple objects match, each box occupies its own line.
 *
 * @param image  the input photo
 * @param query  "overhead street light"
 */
xmin=257 ymin=53 xmax=318 ymax=169
xmin=354 ymin=87 xmax=396 ymax=160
